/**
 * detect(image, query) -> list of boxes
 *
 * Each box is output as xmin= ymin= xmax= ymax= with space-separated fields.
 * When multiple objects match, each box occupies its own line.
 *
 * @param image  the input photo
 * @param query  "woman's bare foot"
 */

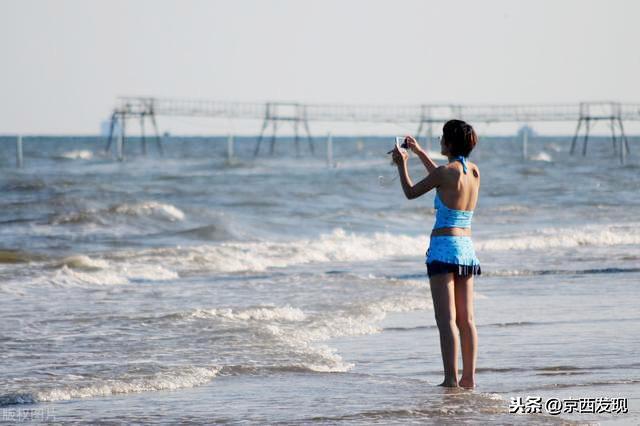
xmin=437 ymin=379 xmax=459 ymax=387
xmin=458 ymin=376 xmax=475 ymax=389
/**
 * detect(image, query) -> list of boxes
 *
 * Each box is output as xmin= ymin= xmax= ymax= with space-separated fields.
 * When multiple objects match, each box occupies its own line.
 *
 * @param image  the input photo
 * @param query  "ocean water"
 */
xmin=0 ymin=134 xmax=639 ymax=424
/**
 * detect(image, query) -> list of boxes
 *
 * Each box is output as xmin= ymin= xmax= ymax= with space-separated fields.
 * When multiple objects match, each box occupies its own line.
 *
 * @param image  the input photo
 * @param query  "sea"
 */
xmin=0 ymin=132 xmax=638 ymax=424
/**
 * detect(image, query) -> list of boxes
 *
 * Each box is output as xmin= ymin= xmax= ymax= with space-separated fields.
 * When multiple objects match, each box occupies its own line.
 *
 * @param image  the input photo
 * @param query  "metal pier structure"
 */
xmin=104 ymin=98 xmax=640 ymax=163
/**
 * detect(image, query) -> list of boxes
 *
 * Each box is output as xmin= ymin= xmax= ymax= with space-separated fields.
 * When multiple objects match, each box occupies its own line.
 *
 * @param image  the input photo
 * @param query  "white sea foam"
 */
xmin=110 ymin=201 xmax=185 ymax=221
xmin=188 ymin=305 xmax=306 ymax=322
xmin=51 ymin=201 xmax=185 ymax=225
xmin=262 ymin=325 xmax=357 ymax=373
xmin=55 ymin=255 xmax=109 ymax=271
xmin=117 ymin=224 xmax=640 ymax=275
xmin=19 ymin=224 xmax=640 ymax=289
xmin=477 ymin=224 xmax=640 ymax=251
xmin=126 ymin=228 xmax=424 ymax=274
xmin=366 ymin=296 xmax=433 ymax=317
xmin=35 ymin=257 xmax=178 ymax=288
xmin=19 ymin=366 xmax=220 ymax=404
xmin=117 ymin=264 xmax=179 ymax=281
xmin=262 ymin=295 xmax=433 ymax=372
xmin=529 ymin=151 xmax=552 ymax=162
xmin=181 ymin=296 xmax=432 ymax=374
xmin=484 ymin=393 xmax=506 ymax=401
xmin=299 ymin=347 xmax=355 ymax=372
xmin=50 ymin=209 xmax=102 ymax=225
xmin=0 ymin=295 xmax=433 ymax=402
xmin=60 ymin=150 xmax=93 ymax=160
xmin=48 ymin=265 xmax=130 ymax=286
xmin=180 ymin=303 xmax=354 ymax=373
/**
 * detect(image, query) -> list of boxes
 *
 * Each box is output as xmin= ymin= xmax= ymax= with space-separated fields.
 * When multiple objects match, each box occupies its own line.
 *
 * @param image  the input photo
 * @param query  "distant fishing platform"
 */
xmin=8 ymin=98 xmax=640 ymax=168
xmin=104 ymin=97 xmax=639 ymax=164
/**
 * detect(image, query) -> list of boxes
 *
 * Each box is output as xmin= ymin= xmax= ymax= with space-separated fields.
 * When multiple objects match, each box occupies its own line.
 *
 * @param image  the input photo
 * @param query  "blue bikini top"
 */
xmin=433 ymin=156 xmax=474 ymax=229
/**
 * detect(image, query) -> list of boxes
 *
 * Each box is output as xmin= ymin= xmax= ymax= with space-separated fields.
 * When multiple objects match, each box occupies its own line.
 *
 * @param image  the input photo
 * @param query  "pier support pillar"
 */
xmin=581 ymin=118 xmax=591 ymax=156
xmin=269 ymin=120 xmax=278 ymax=156
xmin=253 ymin=113 xmax=270 ymax=157
xmin=117 ymin=114 xmax=125 ymax=162
xmin=303 ymin=119 xmax=315 ymax=155
xmin=140 ymin=114 xmax=147 ymax=155
xmin=326 ymin=132 xmax=333 ymax=167
xmin=618 ymin=118 xmax=630 ymax=165
xmin=227 ymin=134 xmax=234 ymax=161
xmin=104 ymin=112 xmax=117 ymax=155
xmin=569 ymin=118 xmax=582 ymax=155
xmin=294 ymin=120 xmax=300 ymax=157
xmin=150 ymin=113 xmax=164 ymax=156
xmin=16 ymin=135 xmax=23 ymax=168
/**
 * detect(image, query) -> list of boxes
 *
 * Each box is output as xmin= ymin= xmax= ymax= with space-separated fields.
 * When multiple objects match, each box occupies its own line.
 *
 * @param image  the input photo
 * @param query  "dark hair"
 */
xmin=442 ymin=119 xmax=478 ymax=157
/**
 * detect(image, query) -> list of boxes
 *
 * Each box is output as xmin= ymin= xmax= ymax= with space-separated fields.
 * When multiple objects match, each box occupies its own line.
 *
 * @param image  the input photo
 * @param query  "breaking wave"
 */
xmin=109 ymin=201 xmax=185 ymax=221
xmin=181 ymin=305 xmax=307 ymax=322
xmin=477 ymin=223 xmax=640 ymax=251
xmin=59 ymin=150 xmax=94 ymax=160
xmin=0 ymin=366 xmax=220 ymax=406
xmin=0 ymin=295 xmax=433 ymax=404
xmin=50 ymin=201 xmax=185 ymax=225
xmin=115 ymin=224 xmax=640 ymax=274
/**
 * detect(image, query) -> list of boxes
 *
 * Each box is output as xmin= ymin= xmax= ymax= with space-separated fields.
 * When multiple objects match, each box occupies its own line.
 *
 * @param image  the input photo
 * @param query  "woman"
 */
xmin=392 ymin=119 xmax=481 ymax=389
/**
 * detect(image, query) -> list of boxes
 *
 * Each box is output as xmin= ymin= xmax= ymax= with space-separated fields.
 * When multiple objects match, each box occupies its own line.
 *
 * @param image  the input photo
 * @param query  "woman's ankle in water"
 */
xmin=438 ymin=378 xmax=459 ymax=387
xmin=458 ymin=375 xmax=475 ymax=389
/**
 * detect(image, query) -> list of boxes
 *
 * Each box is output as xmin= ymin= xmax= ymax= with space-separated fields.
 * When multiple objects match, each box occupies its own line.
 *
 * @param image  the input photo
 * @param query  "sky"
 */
xmin=1 ymin=0 xmax=639 ymax=135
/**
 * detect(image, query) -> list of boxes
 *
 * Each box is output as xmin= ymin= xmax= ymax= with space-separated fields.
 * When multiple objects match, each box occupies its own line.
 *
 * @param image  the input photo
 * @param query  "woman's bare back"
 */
xmin=436 ymin=161 xmax=480 ymax=211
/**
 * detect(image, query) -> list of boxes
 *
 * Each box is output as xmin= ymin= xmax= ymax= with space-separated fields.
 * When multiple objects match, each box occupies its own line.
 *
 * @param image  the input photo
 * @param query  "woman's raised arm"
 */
xmin=405 ymin=135 xmax=438 ymax=174
xmin=392 ymin=146 xmax=443 ymax=200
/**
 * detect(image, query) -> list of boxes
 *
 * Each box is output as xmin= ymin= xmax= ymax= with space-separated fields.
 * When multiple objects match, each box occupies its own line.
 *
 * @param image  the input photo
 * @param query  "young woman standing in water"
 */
xmin=392 ymin=119 xmax=481 ymax=389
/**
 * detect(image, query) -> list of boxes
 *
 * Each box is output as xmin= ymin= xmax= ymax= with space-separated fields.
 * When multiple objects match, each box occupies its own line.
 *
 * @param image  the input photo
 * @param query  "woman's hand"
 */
xmin=404 ymin=135 xmax=422 ymax=154
xmin=392 ymin=146 xmax=408 ymax=165
xmin=404 ymin=135 xmax=438 ymax=173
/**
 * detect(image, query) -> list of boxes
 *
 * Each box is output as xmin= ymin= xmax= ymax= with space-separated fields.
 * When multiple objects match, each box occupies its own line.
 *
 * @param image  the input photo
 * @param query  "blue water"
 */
xmin=0 ymin=134 xmax=638 ymax=424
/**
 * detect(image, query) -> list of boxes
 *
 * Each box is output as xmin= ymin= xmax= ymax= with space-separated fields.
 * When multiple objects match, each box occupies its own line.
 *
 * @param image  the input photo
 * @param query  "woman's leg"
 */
xmin=454 ymin=274 xmax=477 ymax=389
xmin=429 ymin=272 xmax=459 ymax=387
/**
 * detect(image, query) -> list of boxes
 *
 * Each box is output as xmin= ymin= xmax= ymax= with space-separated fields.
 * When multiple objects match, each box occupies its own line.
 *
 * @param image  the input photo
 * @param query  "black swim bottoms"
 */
xmin=426 ymin=260 xmax=482 ymax=278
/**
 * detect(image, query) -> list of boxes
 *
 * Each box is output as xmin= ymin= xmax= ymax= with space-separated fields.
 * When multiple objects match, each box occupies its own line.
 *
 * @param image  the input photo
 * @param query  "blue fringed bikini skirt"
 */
xmin=425 ymin=235 xmax=481 ymax=278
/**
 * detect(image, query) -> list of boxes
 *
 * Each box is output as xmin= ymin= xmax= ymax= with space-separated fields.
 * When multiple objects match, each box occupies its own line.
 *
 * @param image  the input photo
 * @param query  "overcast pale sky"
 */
xmin=1 ymin=0 xmax=639 ymax=135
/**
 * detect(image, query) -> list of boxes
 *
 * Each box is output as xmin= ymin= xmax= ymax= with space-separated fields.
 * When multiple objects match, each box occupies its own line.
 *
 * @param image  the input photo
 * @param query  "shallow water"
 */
xmin=0 ymin=134 xmax=638 ymax=424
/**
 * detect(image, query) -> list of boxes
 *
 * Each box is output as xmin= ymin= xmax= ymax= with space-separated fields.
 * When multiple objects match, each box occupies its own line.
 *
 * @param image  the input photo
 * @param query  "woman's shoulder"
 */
xmin=442 ymin=161 xmax=479 ymax=176
xmin=468 ymin=161 xmax=480 ymax=177
xmin=440 ymin=161 xmax=479 ymax=185
xmin=462 ymin=159 xmax=479 ymax=169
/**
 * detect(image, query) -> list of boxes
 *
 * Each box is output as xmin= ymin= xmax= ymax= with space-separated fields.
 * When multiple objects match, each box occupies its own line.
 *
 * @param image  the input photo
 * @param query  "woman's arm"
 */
xmin=414 ymin=148 xmax=439 ymax=174
xmin=405 ymin=136 xmax=438 ymax=174
xmin=393 ymin=147 xmax=443 ymax=200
